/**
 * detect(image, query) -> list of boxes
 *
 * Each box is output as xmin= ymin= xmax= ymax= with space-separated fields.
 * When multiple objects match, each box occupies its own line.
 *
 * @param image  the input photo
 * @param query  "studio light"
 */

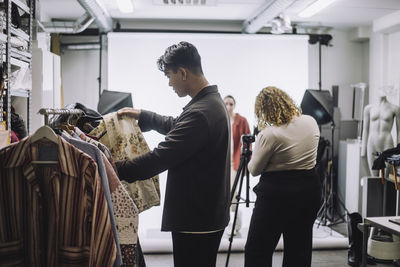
xmin=300 ymin=89 xmax=333 ymax=125
xmin=298 ymin=0 xmax=337 ymax=18
xmin=116 ymin=0 xmax=134 ymax=13
xmin=270 ymin=19 xmax=284 ymax=34
xmin=98 ymin=90 xmax=133 ymax=115
xmin=242 ymin=0 xmax=296 ymax=34
xmin=270 ymin=13 xmax=292 ymax=34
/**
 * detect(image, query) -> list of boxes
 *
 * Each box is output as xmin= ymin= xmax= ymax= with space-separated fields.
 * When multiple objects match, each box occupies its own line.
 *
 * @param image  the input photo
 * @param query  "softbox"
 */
xmin=301 ymin=89 xmax=333 ymax=125
xmin=97 ymin=90 xmax=133 ymax=115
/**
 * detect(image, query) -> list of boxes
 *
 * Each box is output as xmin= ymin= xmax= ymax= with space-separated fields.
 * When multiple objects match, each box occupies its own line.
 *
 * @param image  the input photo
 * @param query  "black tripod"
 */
xmin=225 ymin=136 xmax=254 ymax=267
xmin=317 ymin=122 xmax=349 ymax=226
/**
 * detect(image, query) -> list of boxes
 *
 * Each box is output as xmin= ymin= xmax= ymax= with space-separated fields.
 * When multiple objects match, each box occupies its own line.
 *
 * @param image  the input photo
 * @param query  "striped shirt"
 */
xmin=0 ymin=136 xmax=117 ymax=266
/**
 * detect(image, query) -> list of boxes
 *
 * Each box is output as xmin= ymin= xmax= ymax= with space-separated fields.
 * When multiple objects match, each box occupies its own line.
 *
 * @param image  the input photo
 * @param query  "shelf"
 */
xmin=0 ymin=33 xmax=6 ymax=43
xmin=10 ymin=54 xmax=31 ymax=64
xmin=11 ymin=48 xmax=31 ymax=59
xmin=10 ymin=88 xmax=30 ymax=97
xmin=2 ymin=53 xmax=30 ymax=68
xmin=10 ymin=27 xmax=29 ymax=42
xmin=10 ymin=57 xmax=29 ymax=68
xmin=11 ymin=0 xmax=30 ymax=14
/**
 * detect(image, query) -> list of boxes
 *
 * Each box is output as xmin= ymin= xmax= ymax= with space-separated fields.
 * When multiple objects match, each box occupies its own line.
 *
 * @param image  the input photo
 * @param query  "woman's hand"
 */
xmin=117 ymin=107 xmax=141 ymax=120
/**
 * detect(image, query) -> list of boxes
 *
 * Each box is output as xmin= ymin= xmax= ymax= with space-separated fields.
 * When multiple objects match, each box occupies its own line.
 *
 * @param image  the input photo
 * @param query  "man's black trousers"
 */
xmin=172 ymin=230 xmax=224 ymax=267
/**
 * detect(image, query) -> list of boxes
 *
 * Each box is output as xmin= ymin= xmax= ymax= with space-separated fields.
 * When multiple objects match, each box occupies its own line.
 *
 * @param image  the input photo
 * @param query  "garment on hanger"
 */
xmin=50 ymin=103 xmax=102 ymax=132
xmin=0 ymin=135 xmax=117 ymax=266
xmin=10 ymin=130 xmax=19 ymax=143
xmin=103 ymin=152 xmax=139 ymax=266
xmin=74 ymin=127 xmax=114 ymax=162
xmin=63 ymin=131 xmax=140 ymax=266
xmin=61 ymin=132 xmax=123 ymax=267
xmin=89 ymin=112 xmax=160 ymax=213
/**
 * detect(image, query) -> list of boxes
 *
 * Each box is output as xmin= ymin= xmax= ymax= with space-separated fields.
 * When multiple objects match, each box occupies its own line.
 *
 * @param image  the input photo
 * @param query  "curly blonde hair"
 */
xmin=255 ymin=86 xmax=301 ymax=128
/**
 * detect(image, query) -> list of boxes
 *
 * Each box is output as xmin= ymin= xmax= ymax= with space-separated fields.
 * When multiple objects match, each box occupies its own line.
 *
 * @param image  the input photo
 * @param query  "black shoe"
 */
xmin=347 ymin=213 xmax=363 ymax=266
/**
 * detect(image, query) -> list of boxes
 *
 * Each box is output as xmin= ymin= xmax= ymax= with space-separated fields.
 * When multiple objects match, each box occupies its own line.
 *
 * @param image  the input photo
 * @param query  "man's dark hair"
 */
xmin=157 ymin=41 xmax=203 ymax=75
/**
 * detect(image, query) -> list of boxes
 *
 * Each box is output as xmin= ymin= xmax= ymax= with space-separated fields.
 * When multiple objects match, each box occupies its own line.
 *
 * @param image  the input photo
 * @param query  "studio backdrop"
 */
xmin=107 ymin=32 xmax=309 ymax=242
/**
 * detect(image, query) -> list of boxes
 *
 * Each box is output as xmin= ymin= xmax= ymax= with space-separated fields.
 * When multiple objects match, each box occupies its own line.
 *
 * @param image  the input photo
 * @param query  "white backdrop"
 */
xmin=107 ymin=32 xmax=309 ymax=239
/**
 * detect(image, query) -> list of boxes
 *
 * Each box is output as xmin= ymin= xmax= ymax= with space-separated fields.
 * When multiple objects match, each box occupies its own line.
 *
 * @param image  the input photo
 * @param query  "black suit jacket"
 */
xmin=116 ymin=85 xmax=231 ymax=232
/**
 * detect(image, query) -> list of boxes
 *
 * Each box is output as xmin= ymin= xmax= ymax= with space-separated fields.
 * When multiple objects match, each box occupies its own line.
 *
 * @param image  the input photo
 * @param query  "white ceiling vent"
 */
xmin=153 ymin=0 xmax=217 ymax=6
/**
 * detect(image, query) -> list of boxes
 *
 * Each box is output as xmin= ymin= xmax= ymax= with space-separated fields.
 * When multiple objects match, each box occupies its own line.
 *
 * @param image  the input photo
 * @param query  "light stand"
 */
xmin=225 ymin=135 xmax=254 ymax=267
xmin=317 ymin=121 xmax=349 ymax=226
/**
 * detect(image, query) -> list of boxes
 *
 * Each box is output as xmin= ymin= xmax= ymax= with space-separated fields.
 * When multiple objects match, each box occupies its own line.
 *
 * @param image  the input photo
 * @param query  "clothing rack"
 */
xmin=38 ymin=108 xmax=83 ymax=126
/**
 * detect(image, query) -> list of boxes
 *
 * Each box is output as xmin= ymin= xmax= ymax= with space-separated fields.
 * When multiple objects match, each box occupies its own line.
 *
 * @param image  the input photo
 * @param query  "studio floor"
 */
xmin=142 ymin=222 xmax=396 ymax=267
xmin=144 ymin=249 xmax=395 ymax=266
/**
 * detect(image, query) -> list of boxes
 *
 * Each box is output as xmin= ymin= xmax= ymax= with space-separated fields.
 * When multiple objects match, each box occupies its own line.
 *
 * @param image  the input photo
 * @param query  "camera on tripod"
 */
xmin=241 ymin=126 xmax=259 ymax=146
xmin=241 ymin=134 xmax=255 ymax=144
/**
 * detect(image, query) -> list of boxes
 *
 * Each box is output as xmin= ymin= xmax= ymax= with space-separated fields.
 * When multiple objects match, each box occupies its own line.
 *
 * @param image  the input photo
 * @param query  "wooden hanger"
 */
xmin=30 ymin=125 xmax=59 ymax=144
xmin=54 ymin=123 xmax=75 ymax=135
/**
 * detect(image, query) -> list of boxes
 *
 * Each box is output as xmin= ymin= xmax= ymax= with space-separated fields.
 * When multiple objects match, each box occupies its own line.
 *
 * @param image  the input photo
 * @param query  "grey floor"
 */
xmin=143 ymin=222 xmax=397 ymax=267
xmin=144 ymin=249 xmax=396 ymax=267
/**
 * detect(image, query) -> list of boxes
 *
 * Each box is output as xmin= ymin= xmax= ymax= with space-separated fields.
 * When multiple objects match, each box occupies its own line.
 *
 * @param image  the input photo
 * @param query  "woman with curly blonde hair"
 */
xmin=245 ymin=86 xmax=321 ymax=267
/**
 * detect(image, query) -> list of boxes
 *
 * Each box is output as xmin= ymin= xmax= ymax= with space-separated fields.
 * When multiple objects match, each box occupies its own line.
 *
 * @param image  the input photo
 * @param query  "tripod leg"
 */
xmin=226 ymin=162 xmax=246 ymax=267
xmin=231 ymin=159 xmax=246 ymax=202
xmin=328 ymin=193 xmax=348 ymax=226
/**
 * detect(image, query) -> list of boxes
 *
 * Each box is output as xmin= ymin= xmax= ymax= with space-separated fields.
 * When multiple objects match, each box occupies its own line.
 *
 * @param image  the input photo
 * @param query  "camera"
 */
xmin=241 ymin=126 xmax=259 ymax=145
xmin=242 ymin=134 xmax=255 ymax=144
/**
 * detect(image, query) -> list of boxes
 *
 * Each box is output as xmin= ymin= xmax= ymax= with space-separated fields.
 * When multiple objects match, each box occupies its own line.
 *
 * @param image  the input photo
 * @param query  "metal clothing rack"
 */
xmin=38 ymin=108 xmax=83 ymax=126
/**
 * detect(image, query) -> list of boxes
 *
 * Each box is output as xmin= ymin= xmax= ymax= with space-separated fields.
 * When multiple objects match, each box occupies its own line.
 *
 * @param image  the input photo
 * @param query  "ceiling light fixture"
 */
xmin=242 ymin=0 xmax=296 ymax=34
xmin=116 ymin=0 xmax=134 ymax=13
xmin=269 ymin=13 xmax=292 ymax=34
xmin=298 ymin=0 xmax=337 ymax=18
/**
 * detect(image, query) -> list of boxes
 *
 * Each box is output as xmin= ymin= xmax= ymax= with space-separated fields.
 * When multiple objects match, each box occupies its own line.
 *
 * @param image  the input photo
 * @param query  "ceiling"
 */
xmin=39 ymin=0 xmax=400 ymax=31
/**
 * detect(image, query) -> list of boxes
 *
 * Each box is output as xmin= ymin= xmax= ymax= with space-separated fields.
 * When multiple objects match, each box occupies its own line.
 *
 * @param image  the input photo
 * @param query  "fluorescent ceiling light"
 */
xmin=116 ymin=0 xmax=134 ymax=13
xmin=298 ymin=0 xmax=337 ymax=18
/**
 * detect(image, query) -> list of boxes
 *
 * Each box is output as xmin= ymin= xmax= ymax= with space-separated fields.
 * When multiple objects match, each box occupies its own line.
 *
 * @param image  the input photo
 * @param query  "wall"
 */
xmin=61 ymin=30 xmax=368 ymax=121
xmin=60 ymin=49 xmax=100 ymax=111
xmin=308 ymin=29 xmax=368 ymax=121
xmin=370 ymin=10 xmax=400 ymax=105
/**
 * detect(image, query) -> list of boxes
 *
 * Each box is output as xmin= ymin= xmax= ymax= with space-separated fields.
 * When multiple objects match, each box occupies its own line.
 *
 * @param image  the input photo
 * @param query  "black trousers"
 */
xmin=171 ymin=230 xmax=224 ymax=267
xmin=245 ymin=169 xmax=321 ymax=267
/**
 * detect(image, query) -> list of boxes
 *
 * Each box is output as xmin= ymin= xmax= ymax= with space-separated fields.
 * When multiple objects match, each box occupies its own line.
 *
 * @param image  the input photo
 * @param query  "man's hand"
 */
xmin=117 ymin=107 xmax=141 ymax=120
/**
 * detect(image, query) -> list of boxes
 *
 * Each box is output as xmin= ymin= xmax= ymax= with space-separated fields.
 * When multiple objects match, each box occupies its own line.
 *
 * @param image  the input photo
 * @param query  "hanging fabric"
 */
xmin=62 ymin=131 xmax=139 ymax=266
xmin=89 ymin=112 xmax=160 ymax=213
xmin=0 ymin=135 xmax=117 ymax=266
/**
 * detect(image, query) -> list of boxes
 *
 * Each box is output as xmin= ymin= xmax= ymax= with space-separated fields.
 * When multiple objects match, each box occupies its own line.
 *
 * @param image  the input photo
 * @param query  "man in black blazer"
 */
xmin=116 ymin=41 xmax=231 ymax=267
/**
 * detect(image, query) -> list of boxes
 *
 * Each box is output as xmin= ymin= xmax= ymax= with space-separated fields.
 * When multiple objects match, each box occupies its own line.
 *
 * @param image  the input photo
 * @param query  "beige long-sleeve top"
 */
xmin=248 ymin=115 xmax=320 ymax=176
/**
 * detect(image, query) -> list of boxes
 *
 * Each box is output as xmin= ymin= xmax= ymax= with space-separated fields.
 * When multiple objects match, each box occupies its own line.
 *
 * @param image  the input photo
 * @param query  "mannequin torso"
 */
xmin=361 ymin=95 xmax=400 ymax=175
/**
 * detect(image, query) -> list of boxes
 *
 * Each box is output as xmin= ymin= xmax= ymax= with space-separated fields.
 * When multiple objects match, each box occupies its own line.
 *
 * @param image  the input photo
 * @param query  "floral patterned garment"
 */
xmin=73 ymin=128 xmax=140 ymax=266
xmin=102 ymin=153 xmax=139 ymax=266
xmin=90 ymin=112 xmax=160 ymax=213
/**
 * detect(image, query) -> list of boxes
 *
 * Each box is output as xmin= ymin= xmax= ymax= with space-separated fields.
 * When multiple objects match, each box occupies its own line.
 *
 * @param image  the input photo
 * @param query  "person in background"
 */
xmin=245 ymin=86 xmax=321 ymax=267
xmin=223 ymin=95 xmax=250 ymax=236
xmin=115 ymin=41 xmax=231 ymax=267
